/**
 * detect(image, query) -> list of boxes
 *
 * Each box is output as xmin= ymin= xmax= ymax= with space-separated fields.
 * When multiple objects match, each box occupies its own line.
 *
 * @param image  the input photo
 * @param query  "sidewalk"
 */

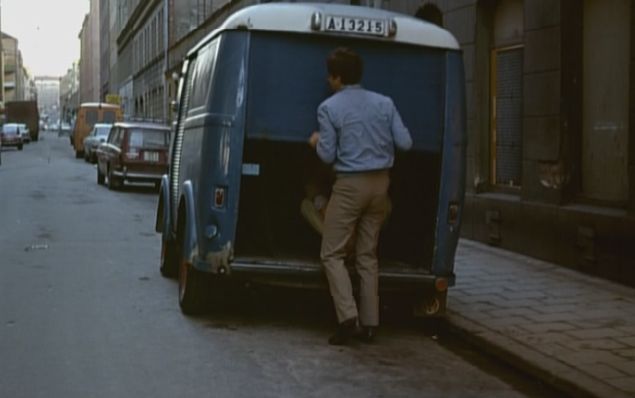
xmin=447 ymin=239 xmax=635 ymax=398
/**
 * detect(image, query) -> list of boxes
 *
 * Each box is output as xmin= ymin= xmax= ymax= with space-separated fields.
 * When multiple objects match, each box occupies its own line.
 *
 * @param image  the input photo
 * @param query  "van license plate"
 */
xmin=144 ymin=152 xmax=159 ymax=162
xmin=324 ymin=16 xmax=386 ymax=36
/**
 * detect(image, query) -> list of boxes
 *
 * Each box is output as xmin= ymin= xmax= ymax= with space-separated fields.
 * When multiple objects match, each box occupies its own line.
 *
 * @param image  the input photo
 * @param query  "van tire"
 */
xmin=18 ymin=144 xmax=23 ymax=151
xmin=160 ymin=238 xmax=178 ymax=278
xmin=177 ymin=229 xmax=209 ymax=315
xmin=178 ymin=260 xmax=209 ymax=315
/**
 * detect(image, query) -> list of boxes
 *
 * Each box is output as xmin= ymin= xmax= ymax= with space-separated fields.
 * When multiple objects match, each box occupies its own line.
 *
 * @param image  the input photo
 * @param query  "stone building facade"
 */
xmin=78 ymin=0 xmax=101 ymax=103
xmin=117 ymin=0 xmax=166 ymax=120
xmin=2 ymin=33 xmax=26 ymax=102
xmin=408 ymin=0 xmax=634 ymax=286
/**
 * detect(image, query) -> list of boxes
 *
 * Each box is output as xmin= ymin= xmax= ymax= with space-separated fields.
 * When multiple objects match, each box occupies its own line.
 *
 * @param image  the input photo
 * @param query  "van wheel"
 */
xmin=177 ymin=231 xmax=209 ymax=315
xmin=97 ymin=168 xmax=105 ymax=185
xmin=18 ymin=144 xmax=23 ymax=151
xmin=160 ymin=238 xmax=178 ymax=278
xmin=178 ymin=259 xmax=209 ymax=315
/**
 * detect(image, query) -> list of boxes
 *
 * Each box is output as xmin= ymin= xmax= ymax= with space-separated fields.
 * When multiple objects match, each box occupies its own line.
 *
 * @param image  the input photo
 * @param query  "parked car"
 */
xmin=17 ymin=123 xmax=30 ymax=144
xmin=96 ymin=121 xmax=170 ymax=189
xmin=83 ymin=123 xmax=112 ymax=163
xmin=59 ymin=122 xmax=72 ymax=137
xmin=1 ymin=123 xmax=24 ymax=150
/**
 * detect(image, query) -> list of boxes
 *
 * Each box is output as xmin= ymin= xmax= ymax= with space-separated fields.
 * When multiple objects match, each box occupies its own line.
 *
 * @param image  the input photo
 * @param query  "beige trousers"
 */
xmin=321 ymin=170 xmax=390 ymax=326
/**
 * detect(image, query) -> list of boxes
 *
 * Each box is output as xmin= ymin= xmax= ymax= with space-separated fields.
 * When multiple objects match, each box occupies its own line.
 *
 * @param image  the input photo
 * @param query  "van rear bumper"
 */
xmin=196 ymin=257 xmax=453 ymax=290
xmin=113 ymin=170 xmax=163 ymax=183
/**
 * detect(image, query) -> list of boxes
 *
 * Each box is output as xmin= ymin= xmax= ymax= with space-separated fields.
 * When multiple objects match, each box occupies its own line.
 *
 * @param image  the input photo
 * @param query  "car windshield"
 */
xmin=128 ymin=128 xmax=168 ymax=149
xmin=94 ymin=125 xmax=111 ymax=137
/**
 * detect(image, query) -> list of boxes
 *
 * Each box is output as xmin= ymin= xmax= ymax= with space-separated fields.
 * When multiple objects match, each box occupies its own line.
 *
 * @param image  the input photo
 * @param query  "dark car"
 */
xmin=1 ymin=123 xmax=24 ymax=150
xmin=96 ymin=121 xmax=170 ymax=190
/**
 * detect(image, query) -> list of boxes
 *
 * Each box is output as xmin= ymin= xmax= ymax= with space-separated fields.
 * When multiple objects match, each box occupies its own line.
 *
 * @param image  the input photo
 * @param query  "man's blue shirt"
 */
xmin=316 ymin=85 xmax=413 ymax=173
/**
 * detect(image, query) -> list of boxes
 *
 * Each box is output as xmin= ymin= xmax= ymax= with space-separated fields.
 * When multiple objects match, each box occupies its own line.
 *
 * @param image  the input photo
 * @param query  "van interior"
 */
xmin=234 ymin=139 xmax=440 ymax=273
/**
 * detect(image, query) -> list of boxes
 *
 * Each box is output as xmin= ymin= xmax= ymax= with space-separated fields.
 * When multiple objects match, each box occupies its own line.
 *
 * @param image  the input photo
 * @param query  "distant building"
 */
xmin=21 ymin=65 xmax=36 ymax=101
xmin=35 ymin=77 xmax=61 ymax=122
xmin=2 ymin=32 xmax=27 ymax=102
xmin=60 ymin=63 xmax=80 ymax=123
xmin=100 ymin=0 xmax=111 ymax=100
xmin=118 ymin=0 xmax=166 ymax=120
xmin=79 ymin=0 xmax=101 ymax=103
xmin=113 ymin=0 xmax=140 ymax=118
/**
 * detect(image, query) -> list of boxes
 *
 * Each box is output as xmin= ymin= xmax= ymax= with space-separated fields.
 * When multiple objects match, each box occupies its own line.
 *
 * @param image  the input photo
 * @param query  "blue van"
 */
xmin=155 ymin=3 xmax=466 ymax=315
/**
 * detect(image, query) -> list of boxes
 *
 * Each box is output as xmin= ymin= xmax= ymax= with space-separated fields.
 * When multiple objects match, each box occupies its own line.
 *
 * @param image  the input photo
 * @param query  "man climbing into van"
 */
xmin=309 ymin=47 xmax=413 ymax=345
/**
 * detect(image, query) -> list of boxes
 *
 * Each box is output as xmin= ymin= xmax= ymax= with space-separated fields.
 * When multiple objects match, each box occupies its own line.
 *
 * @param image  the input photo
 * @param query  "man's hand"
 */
xmin=309 ymin=132 xmax=320 ymax=149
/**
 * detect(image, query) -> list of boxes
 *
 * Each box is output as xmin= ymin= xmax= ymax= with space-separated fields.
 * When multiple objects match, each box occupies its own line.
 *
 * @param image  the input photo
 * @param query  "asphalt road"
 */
xmin=0 ymin=131 xmax=558 ymax=398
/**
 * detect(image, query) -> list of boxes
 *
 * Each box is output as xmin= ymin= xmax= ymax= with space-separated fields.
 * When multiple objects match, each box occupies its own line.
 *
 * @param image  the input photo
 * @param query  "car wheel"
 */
xmin=84 ymin=150 xmax=90 ymax=162
xmin=18 ymin=144 xmax=23 ymax=151
xmin=177 ymin=228 xmax=209 ymax=315
xmin=159 ymin=238 xmax=178 ymax=278
xmin=97 ymin=168 xmax=105 ymax=185
xmin=107 ymin=167 xmax=121 ymax=190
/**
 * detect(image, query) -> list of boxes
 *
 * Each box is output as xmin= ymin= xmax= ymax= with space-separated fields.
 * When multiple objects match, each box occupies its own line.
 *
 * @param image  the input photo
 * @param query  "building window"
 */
xmin=490 ymin=0 xmax=524 ymax=189
xmin=581 ymin=0 xmax=630 ymax=203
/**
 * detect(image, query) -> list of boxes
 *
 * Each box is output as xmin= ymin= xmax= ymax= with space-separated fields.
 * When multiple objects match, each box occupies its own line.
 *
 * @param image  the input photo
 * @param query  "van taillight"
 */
xmin=448 ymin=202 xmax=460 ymax=225
xmin=214 ymin=187 xmax=226 ymax=208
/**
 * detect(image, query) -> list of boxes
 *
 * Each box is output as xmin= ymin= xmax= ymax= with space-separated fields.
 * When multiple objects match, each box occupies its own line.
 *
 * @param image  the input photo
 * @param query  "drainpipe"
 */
xmin=163 ymin=0 xmax=169 ymax=122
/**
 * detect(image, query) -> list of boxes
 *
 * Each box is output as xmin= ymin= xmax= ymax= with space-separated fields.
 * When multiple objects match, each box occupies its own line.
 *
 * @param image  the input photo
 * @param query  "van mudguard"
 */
xmin=179 ymin=181 xmax=200 ymax=267
xmin=155 ymin=174 xmax=171 ymax=235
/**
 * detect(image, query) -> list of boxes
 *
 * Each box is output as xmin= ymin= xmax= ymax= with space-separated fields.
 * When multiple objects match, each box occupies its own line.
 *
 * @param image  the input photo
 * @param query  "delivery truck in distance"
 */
xmin=5 ymin=101 xmax=40 ymax=141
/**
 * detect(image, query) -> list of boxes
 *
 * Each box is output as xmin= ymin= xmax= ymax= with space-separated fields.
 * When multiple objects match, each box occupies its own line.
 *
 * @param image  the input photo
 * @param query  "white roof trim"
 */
xmin=190 ymin=3 xmax=459 ymax=55
xmin=79 ymin=102 xmax=120 ymax=109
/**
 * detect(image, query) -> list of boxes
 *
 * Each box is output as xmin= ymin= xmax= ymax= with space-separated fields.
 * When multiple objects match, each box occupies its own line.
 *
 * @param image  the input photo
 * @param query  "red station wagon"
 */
xmin=96 ymin=121 xmax=170 ymax=190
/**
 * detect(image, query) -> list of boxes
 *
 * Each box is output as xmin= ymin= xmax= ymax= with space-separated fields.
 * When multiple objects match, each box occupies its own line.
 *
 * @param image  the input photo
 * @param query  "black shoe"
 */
xmin=354 ymin=326 xmax=376 ymax=344
xmin=328 ymin=317 xmax=359 ymax=346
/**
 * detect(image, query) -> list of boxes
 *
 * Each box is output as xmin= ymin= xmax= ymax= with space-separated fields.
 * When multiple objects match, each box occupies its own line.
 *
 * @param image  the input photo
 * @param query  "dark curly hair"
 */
xmin=326 ymin=47 xmax=363 ymax=85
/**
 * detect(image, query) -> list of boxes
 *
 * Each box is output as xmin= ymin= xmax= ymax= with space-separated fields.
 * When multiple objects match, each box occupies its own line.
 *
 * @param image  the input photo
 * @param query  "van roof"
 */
xmin=189 ymin=3 xmax=459 ymax=56
xmin=79 ymin=102 xmax=120 ymax=109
